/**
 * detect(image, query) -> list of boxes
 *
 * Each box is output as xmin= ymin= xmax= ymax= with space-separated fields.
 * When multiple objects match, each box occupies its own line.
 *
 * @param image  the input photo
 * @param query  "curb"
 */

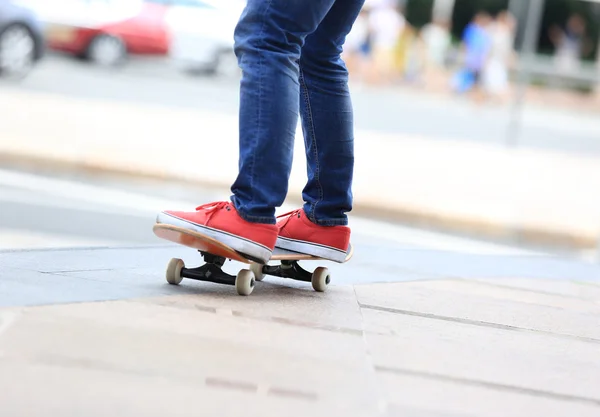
xmin=2 ymin=150 xmax=597 ymax=254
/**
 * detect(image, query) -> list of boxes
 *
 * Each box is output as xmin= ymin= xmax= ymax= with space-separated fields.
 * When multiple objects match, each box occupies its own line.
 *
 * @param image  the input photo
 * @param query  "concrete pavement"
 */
xmin=2 ymin=89 xmax=600 ymax=253
xmin=1 ymin=245 xmax=600 ymax=416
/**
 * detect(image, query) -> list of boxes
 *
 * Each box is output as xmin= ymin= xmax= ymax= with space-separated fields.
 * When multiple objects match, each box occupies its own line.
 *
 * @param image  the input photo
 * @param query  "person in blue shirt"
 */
xmin=455 ymin=12 xmax=492 ymax=95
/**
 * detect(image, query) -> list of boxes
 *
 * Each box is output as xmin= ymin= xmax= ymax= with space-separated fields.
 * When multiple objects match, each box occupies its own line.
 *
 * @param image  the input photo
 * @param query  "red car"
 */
xmin=26 ymin=0 xmax=171 ymax=66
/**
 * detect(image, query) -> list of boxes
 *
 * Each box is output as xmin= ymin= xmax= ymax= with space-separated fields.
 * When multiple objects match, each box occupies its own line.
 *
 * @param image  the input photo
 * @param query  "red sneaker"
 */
xmin=157 ymin=201 xmax=278 ymax=264
xmin=275 ymin=209 xmax=350 ymax=263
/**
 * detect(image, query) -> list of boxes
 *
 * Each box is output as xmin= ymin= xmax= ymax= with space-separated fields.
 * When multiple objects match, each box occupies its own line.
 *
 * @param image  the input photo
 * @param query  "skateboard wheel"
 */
xmin=249 ymin=263 xmax=265 ymax=281
xmin=311 ymin=267 xmax=330 ymax=292
xmin=166 ymin=258 xmax=184 ymax=285
xmin=235 ymin=269 xmax=255 ymax=296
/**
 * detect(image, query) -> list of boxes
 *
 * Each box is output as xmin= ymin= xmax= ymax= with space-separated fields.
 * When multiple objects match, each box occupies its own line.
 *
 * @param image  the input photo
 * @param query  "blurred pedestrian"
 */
xmin=421 ymin=18 xmax=451 ymax=70
xmin=482 ymin=10 xmax=516 ymax=102
xmin=157 ymin=0 xmax=365 ymax=264
xmin=452 ymin=11 xmax=492 ymax=101
xmin=367 ymin=0 xmax=405 ymax=84
xmin=420 ymin=18 xmax=451 ymax=90
xmin=343 ymin=6 xmax=371 ymax=83
xmin=394 ymin=23 xmax=425 ymax=84
xmin=549 ymin=14 xmax=592 ymax=74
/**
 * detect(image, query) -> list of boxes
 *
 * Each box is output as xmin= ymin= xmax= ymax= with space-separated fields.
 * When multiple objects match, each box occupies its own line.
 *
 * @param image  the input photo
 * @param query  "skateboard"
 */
xmin=152 ymin=223 xmax=353 ymax=296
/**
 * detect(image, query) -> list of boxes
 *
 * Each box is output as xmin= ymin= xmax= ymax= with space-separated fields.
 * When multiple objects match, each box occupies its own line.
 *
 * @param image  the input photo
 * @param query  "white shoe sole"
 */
xmin=275 ymin=236 xmax=347 ymax=263
xmin=157 ymin=212 xmax=273 ymax=264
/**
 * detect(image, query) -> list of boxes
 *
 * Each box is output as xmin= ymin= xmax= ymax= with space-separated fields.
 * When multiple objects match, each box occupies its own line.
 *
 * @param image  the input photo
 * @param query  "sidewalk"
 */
xmin=1 ymin=245 xmax=599 ymax=416
xmin=2 ymin=89 xmax=600 ymax=251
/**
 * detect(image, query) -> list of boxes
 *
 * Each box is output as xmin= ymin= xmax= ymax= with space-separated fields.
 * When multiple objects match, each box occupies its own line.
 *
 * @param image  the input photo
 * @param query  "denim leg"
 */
xmin=230 ymin=0 xmax=338 ymax=224
xmin=299 ymin=0 xmax=364 ymax=227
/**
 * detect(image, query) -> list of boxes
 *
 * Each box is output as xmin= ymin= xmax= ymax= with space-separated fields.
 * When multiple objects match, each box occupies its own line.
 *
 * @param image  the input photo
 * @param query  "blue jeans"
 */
xmin=230 ymin=0 xmax=364 ymax=226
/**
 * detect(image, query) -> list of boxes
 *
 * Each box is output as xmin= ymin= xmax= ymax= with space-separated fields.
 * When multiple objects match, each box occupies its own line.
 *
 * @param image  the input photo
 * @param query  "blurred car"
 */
xmin=22 ymin=0 xmax=244 ymax=75
xmin=163 ymin=0 xmax=245 ymax=76
xmin=21 ymin=0 xmax=170 ymax=66
xmin=0 ymin=0 xmax=45 ymax=79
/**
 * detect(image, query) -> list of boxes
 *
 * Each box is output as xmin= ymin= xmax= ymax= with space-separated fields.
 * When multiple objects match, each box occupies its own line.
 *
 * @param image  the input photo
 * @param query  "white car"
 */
xmin=165 ymin=0 xmax=245 ymax=76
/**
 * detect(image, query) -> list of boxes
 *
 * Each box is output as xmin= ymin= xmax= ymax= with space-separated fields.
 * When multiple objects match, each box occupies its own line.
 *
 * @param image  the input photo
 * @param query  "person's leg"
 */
xmin=275 ymin=0 xmax=365 ymax=263
xmin=157 ymin=0 xmax=338 ymax=264
xmin=300 ymin=0 xmax=365 ymax=225
xmin=229 ymin=0 xmax=339 ymax=224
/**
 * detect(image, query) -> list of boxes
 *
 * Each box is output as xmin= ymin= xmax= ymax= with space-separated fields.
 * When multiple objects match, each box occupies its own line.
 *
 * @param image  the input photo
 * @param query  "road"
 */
xmin=4 ymin=54 xmax=600 ymax=156
xmin=0 ymin=164 xmax=548 ymax=255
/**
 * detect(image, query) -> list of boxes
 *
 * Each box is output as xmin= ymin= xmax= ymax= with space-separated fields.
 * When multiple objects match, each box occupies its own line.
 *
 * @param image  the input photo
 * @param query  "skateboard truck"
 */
xmin=166 ymin=251 xmax=256 ymax=296
xmin=165 ymin=251 xmax=331 ymax=296
xmin=253 ymin=261 xmax=330 ymax=290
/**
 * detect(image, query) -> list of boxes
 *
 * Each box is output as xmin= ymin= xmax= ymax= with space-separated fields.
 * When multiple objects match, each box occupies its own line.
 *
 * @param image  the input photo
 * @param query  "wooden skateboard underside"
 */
xmin=153 ymin=223 xmax=353 ymax=263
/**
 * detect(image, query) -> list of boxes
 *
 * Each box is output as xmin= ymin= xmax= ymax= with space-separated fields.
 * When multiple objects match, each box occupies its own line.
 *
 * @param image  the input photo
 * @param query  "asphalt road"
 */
xmin=5 ymin=53 xmax=600 ymax=156
xmin=0 ymin=164 xmax=545 ymax=254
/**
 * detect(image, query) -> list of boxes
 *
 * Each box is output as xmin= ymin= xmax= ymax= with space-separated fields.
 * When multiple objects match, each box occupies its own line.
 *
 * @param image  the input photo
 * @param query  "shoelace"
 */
xmin=194 ymin=203 xmax=301 ymax=226
xmin=276 ymin=208 xmax=302 ymax=229
xmin=195 ymin=201 xmax=231 ymax=222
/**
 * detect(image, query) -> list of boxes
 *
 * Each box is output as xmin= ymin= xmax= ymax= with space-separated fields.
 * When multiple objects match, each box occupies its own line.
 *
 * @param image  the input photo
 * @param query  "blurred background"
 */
xmin=3 ymin=3 xmax=600 ymax=414
xmin=1 ymin=0 xmax=600 ymax=262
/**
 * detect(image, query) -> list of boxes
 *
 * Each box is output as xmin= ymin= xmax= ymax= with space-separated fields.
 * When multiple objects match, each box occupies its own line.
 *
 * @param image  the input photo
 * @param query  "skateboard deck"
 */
xmin=152 ymin=223 xmax=353 ymax=296
xmin=152 ymin=223 xmax=353 ymax=263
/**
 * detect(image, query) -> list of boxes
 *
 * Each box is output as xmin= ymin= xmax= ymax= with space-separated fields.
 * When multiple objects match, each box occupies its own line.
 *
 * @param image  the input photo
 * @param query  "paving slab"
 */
xmin=379 ymin=373 xmax=600 ymax=417
xmin=404 ymin=279 xmax=600 ymax=314
xmin=468 ymin=277 xmax=600 ymax=301
xmin=362 ymin=308 xmax=600 ymax=401
xmin=0 ymin=361 xmax=369 ymax=417
xmin=1 ymin=246 xmax=600 ymax=416
xmin=354 ymin=282 xmax=600 ymax=341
